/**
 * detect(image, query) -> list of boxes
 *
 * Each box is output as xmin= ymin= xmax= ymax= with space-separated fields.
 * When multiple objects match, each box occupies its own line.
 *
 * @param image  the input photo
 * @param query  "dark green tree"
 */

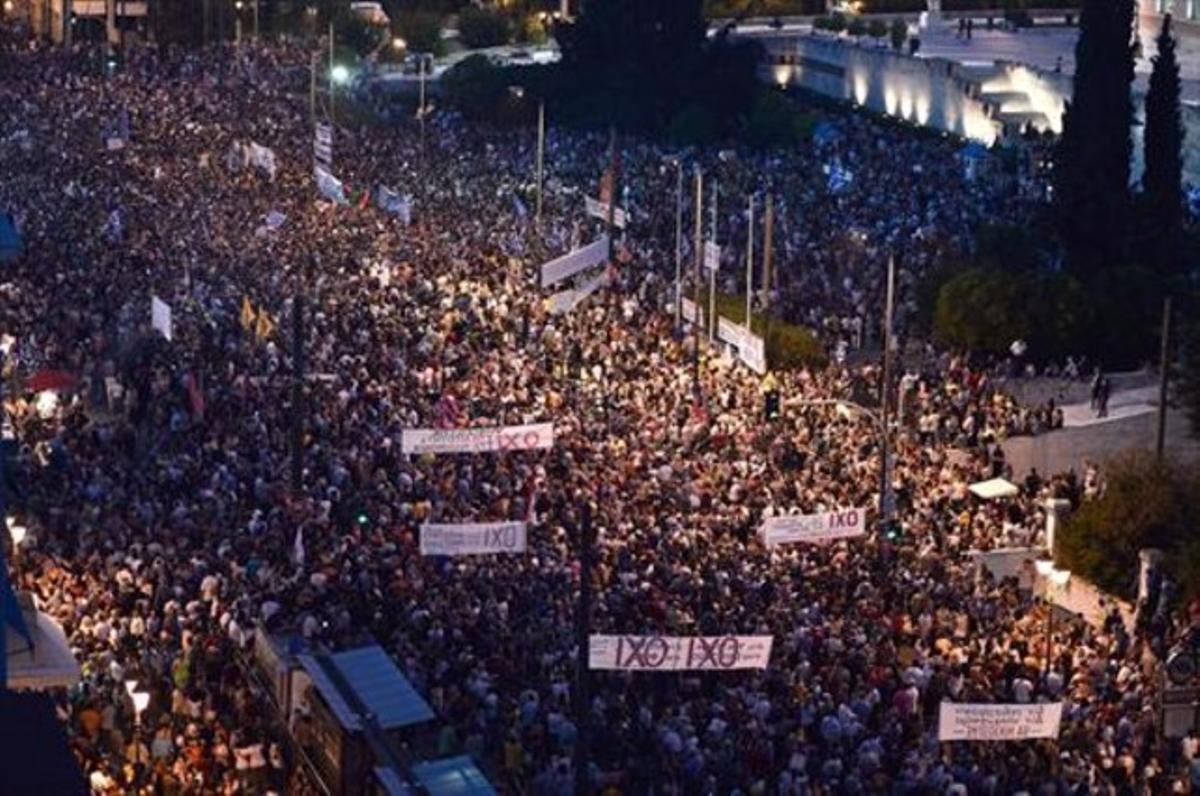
xmin=1181 ymin=319 xmax=1200 ymax=437
xmin=556 ymin=0 xmax=710 ymax=131
xmin=1143 ymin=14 xmax=1185 ymax=275
xmin=1054 ymin=0 xmax=1135 ymax=276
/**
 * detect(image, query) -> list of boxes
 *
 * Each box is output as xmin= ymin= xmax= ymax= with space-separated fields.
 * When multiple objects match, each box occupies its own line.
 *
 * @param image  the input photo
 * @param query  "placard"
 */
xmin=937 ymin=702 xmax=1064 ymax=742
xmin=760 ymin=507 xmax=867 ymax=547
xmin=151 ymin=295 xmax=172 ymax=342
xmin=401 ymin=422 xmax=554 ymax=455
xmin=420 ymin=522 xmax=528 ymax=556
xmin=704 ymin=241 xmax=720 ymax=271
xmin=589 ymin=635 xmax=773 ymax=671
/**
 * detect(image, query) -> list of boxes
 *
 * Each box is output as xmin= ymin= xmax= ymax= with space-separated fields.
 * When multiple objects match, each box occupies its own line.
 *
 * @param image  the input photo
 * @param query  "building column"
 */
xmin=1043 ymin=498 xmax=1071 ymax=558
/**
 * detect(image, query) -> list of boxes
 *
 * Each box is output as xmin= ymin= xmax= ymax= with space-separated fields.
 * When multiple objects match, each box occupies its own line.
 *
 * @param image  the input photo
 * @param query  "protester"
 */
xmin=0 ymin=26 xmax=1191 ymax=795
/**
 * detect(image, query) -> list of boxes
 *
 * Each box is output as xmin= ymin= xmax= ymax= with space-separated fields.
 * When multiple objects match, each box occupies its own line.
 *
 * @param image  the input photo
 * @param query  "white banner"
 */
xmin=402 ymin=422 xmax=555 ymax=455
xmin=151 ymin=295 xmax=172 ymax=342
xmin=589 ymin=635 xmax=773 ymax=672
xmin=937 ymin=703 xmax=1064 ymax=742
xmin=740 ymin=332 xmax=766 ymax=374
xmin=760 ymin=507 xmax=867 ymax=547
xmin=680 ymin=297 xmax=705 ymax=329
xmin=585 ymin=197 xmax=627 ymax=229
xmin=420 ymin=521 xmax=528 ymax=556
xmin=248 ymin=142 xmax=277 ymax=181
xmin=547 ymin=270 xmax=607 ymax=315
xmin=540 ymin=236 xmax=610 ymax=289
xmin=704 ymin=241 xmax=721 ymax=271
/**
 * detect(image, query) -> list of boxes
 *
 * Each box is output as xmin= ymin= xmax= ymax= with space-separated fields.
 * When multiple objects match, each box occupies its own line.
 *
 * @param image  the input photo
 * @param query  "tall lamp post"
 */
xmin=786 ymin=398 xmax=892 ymax=531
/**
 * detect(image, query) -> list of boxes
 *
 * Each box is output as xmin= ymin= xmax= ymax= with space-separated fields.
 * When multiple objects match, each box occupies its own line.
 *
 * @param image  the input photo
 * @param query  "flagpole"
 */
xmin=708 ymin=178 xmax=717 ymax=345
xmin=291 ymin=258 xmax=308 ymax=493
xmin=745 ymin=195 xmax=754 ymax=331
xmin=692 ymin=165 xmax=703 ymax=396
xmin=605 ymin=126 xmax=618 ymax=269
xmin=536 ymin=101 xmax=545 ymax=226
xmin=674 ymin=161 xmax=683 ymax=332
xmin=328 ymin=20 xmax=335 ymax=126
xmin=762 ymin=192 xmax=774 ymax=372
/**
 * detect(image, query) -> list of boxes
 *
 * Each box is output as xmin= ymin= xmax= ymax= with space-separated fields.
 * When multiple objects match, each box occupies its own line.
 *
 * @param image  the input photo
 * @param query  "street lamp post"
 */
xmin=879 ymin=256 xmax=896 ymax=528
xmin=536 ymin=100 xmax=545 ymax=226
xmin=573 ymin=500 xmax=594 ymax=795
xmin=692 ymin=165 xmax=703 ymax=396
xmin=786 ymin=398 xmax=892 ymax=531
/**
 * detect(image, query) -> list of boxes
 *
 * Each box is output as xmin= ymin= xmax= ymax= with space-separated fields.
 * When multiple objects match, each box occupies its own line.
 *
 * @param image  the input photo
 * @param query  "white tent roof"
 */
xmin=968 ymin=478 xmax=1019 ymax=500
xmin=6 ymin=607 xmax=81 ymax=691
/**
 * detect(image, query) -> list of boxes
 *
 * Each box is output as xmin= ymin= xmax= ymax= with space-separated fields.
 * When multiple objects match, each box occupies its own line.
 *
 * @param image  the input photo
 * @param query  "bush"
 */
xmin=710 ymin=291 xmax=827 ymax=369
xmin=812 ymin=16 xmax=830 ymax=32
xmin=458 ymin=6 xmax=510 ymax=49
xmin=394 ymin=12 xmax=445 ymax=57
xmin=847 ymin=17 xmax=868 ymax=38
xmin=1057 ymin=453 xmax=1200 ymax=602
xmin=933 ymin=267 xmax=1092 ymax=361
xmin=868 ymin=19 xmax=888 ymax=40
xmin=828 ymin=12 xmax=847 ymax=34
xmin=889 ymin=18 xmax=907 ymax=50
xmin=518 ymin=12 xmax=549 ymax=45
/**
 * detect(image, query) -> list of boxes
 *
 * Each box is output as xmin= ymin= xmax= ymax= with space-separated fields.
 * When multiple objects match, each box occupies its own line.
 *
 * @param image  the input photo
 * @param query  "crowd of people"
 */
xmin=1 ymin=26 xmax=1196 ymax=795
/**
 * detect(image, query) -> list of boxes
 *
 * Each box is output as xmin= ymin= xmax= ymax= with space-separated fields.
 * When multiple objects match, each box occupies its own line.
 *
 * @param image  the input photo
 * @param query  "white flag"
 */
xmin=292 ymin=526 xmax=305 ymax=568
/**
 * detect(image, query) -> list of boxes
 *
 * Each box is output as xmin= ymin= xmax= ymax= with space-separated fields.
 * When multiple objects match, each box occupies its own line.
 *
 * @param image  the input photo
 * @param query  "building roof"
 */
xmin=410 ymin=756 xmax=496 ymax=796
xmin=297 ymin=644 xmax=434 ymax=732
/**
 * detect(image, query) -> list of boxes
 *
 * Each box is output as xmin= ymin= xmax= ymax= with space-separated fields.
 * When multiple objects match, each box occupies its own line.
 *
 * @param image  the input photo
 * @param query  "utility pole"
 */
xmin=762 ymin=192 xmax=774 ymax=370
xmin=253 ymin=0 xmax=259 ymax=40
xmin=328 ymin=20 xmax=335 ymax=125
xmin=291 ymin=259 xmax=310 ymax=493
xmin=309 ymin=50 xmax=317 ymax=121
xmin=880 ymin=255 xmax=896 ymax=530
xmin=535 ymin=101 xmax=545 ymax=226
xmin=1157 ymin=296 xmax=1172 ymax=461
xmin=745 ymin=195 xmax=754 ymax=330
xmin=674 ymin=162 xmax=683 ymax=331
xmin=708 ymin=179 xmax=718 ymax=344
xmin=573 ymin=500 xmax=594 ymax=795
xmin=605 ymin=127 xmax=619 ymax=269
xmin=692 ymin=165 xmax=703 ymax=395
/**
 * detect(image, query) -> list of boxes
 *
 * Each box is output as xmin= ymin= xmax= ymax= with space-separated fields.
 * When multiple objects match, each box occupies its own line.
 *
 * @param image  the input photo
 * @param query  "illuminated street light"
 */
xmin=392 ymin=37 xmax=406 ymax=51
xmin=330 ymin=65 xmax=350 ymax=84
xmin=7 ymin=517 xmax=27 ymax=549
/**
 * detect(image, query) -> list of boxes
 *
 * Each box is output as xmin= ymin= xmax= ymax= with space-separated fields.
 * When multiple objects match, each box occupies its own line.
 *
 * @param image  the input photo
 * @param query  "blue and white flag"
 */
xmin=513 ymin=194 xmax=528 ymax=219
xmin=824 ymin=160 xmax=854 ymax=194
xmin=376 ymin=185 xmax=412 ymax=224
xmin=102 ymin=208 xmax=123 ymax=242
xmin=314 ymin=165 xmax=347 ymax=206
xmin=248 ymin=142 xmax=277 ymax=181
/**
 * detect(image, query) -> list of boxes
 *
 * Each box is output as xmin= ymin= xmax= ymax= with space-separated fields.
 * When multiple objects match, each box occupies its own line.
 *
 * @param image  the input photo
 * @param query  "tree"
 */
xmin=556 ymin=0 xmax=758 ymax=135
xmin=394 ymin=11 xmax=446 ymax=57
xmin=868 ymin=19 xmax=888 ymax=43
xmin=889 ymin=18 xmax=907 ymax=50
xmin=848 ymin=17 xmax=868 ymax=38
xmin=1057 ymin=453 xmax=1200 ymax=602
xmin=441 ymin=54 xmax=509 ymax=120
xmin=1143 ymin=14 xmax=1185 ymax=275
xmin=1053 ymin=0 xmax=1135 ymax=277
xmin=459 ymin=6 xmax=511 ymax=49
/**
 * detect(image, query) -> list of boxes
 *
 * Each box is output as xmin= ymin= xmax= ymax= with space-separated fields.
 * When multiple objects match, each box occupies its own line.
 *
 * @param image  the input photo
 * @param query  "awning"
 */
xmin=410 ymin=756 xmax=496 ymax=796
xmin=968 ymin=477 xmax=1019 ymax=500
xmin=296 ymin=644 xmax=434 ymax=732
xmin=24 ymin=370 xmax=76 ymax=394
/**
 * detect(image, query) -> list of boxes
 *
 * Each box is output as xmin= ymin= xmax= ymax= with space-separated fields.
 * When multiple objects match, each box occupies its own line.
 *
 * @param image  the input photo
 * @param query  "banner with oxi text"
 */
xmin=540 ymin=235 xmax=609 ymax=288
xmin=717 ymin=317 xmax=766 ymax=374
xmin=937 ymin=702 xmax=1064 ymax=742
xmin=420 ymin=521 xmax=528 ymax=556
xmin=401 ymin=422 xmax=555 ymax=455
xmin=589 ymin=635 xmax=773 ymax=672
xmin=760 ymin=507 xmax=867 ymax=547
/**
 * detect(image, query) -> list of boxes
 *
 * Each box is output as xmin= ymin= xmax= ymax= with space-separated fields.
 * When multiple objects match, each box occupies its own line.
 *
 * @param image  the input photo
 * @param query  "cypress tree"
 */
xmin=1054 ymin=0 xmax=1136 ymax=276
xmin=1143 ymin=13 xmax=1185 ymax=274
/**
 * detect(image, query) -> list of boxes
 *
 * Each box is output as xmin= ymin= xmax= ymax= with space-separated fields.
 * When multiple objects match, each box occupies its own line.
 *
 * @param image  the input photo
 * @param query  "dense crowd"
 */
xmin=1 ymin=28 xmax=1196 ymax=795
